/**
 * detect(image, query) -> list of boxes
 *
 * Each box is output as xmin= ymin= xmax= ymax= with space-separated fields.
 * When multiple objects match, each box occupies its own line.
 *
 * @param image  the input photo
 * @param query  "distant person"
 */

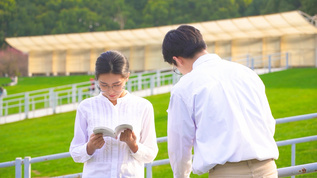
xmin=9 ymin=76 xmax=18 ymax=86
xmin=162 ymin=25 xmax=279 ymax=178
xmin=14 ymin=76 xmax=18 ymax=84
xmin=70 ymin=50 xmax=158 ymax=177
xmin=89 ymin=77 xmax=95 ymax=90
xmin=0 ymin=87 xmax=7 ymax=98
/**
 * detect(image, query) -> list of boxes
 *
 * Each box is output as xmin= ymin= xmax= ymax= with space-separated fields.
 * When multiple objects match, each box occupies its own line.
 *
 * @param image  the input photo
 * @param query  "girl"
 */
xmin=70 ymin=50 xmax=158 ymax=177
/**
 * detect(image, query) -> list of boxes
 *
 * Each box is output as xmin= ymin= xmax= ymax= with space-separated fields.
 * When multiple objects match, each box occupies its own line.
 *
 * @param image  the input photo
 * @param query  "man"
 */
xmin=162 ymin=25 xmax=279 ymax=178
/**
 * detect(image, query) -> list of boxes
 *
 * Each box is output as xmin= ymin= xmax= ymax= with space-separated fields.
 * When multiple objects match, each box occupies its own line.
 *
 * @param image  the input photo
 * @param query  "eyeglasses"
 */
xmin=172 ymin=65 xmax=181 ymax=75
xmin=97 ymin=82 xmax=125 ymax=92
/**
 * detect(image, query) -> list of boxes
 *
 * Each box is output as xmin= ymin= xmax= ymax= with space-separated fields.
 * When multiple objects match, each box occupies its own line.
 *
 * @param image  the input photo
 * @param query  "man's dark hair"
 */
xmin=162 ymin=25 xmax=207 ymax=66
xmin=95 ymin=50 xmax=129 ymax=80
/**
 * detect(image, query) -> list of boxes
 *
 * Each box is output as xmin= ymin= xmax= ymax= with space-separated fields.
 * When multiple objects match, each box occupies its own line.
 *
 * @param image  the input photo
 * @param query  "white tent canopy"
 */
xmin=6 ymin=11 xmax=317 ymax=53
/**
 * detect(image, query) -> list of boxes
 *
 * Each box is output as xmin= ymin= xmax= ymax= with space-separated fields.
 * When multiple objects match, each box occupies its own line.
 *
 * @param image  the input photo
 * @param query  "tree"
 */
xmin=9 ymin=0 xmax=41 ymax=37
xmin=300 ymin=0 xmax=317 ymax=16
xmin=0 ymin=47 xmax=28 ymax=77
xmin=52 ymin=7 xmax=101 ymax=33
xmin=261 ymin=0 xmax=280 ymax=14
xmin=192 ymin=0 xmax=240 ymax=21
xmin=142 ymin=0 xmax=172 ymax=27
xmin=244 ymin=0 xmax=267 ymax=16
xmin=278 ymin=0 xmax=301 ymax=13
xmin=0 ymin=0 xmax=16 ymax=48
xmin=123 ymin=0 xmax=148 ymax=29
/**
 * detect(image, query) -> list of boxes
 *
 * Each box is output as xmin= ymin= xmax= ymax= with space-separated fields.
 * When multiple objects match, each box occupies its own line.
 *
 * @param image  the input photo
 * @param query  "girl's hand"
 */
xmin=87 ymin=133 xmax=105 ymax=155
xmin=120 ymin=129 xmax=138 ymax=153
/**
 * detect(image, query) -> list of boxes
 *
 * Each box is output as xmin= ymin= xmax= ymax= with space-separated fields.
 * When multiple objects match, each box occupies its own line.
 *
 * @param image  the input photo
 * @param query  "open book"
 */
xmin=93 ymin=124 xmax=133 ymax=138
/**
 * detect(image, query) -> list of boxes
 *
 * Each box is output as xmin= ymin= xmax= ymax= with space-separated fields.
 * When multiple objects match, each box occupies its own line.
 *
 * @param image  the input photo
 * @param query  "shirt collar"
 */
xmin=117 ymin=91 xmax=130 ymax=104
xmin=193 ymin=53 xmax=221 ymax=69
xmin=98 ymin=90 xmax=131 ymax=105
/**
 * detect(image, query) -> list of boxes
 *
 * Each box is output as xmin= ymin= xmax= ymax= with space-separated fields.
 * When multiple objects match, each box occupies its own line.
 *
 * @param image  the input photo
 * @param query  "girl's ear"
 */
xmin=126 ymin=72 xmax=130 ymax=81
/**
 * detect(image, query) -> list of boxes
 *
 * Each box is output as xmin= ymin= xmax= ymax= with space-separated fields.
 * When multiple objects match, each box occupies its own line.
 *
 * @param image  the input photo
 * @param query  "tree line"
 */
xmin=0 ymin=0 xmax=316 ymax=76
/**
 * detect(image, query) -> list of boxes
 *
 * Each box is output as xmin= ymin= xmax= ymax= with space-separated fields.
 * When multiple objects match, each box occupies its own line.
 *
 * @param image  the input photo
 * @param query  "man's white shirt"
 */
xmin=167 ymin=54 xmax=279 ymax=177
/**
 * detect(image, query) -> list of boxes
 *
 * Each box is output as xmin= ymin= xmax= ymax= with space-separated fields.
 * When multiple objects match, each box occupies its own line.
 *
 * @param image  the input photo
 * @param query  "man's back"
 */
xmin=169 ymin=53 xmax=279 ymax=174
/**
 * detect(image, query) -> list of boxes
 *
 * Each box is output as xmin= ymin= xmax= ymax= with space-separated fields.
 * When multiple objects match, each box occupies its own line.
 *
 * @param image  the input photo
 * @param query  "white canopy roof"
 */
xmin=6 ymin=11 xmax=317 ymax=53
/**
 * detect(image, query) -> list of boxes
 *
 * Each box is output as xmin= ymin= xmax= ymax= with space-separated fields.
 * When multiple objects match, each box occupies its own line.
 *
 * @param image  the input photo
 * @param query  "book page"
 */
xmin=115 ymin=124 xmax=133 ymax=135
xmin=93 ymin=124 xmax=133 ymax=138
xmin=93 ymin=126 xmax=116 ymax=138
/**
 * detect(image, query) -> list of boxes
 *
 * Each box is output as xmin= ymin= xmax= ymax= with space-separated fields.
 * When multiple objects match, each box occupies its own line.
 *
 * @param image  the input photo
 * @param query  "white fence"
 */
xmin=0 ymin=113 xmax=316 ymax=178
xmin=0 ymin=52 xmax=289 ymax=124
xmin=224 ymin=52 xmax=290 ymax=72
xmin=0 ymin=69 xmax=180 ymax=124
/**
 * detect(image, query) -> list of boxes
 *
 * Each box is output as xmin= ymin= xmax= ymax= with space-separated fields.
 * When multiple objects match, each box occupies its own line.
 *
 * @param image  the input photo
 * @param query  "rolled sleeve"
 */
xmin=168 ymin=93 xmax=194 ymax=178
xmin=69 ymin=105 xmax=92 ymax=163
xmin=70 ymin=143 xmax=93 ymax=163
xmin=131 ymin=101 xmax=158 ymax=163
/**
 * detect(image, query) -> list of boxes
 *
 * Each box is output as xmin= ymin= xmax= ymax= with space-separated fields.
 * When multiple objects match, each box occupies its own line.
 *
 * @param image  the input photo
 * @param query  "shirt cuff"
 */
xmin=129 ymin=143 xmax=144 ymax=160
xmin=80 ymin=143 xmax=94 ymax=162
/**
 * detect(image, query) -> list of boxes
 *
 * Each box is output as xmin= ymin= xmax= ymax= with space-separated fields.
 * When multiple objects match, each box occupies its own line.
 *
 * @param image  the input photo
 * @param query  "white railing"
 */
xmin=0 ymin=69 xmax=180 ymax=124
xmin=0 ymin=52 xmax=289 ymax=123
xmin=0 ymin=113 xmax=316 ymax=178
xmin=224 ymin=52 xmax=290 ymax=72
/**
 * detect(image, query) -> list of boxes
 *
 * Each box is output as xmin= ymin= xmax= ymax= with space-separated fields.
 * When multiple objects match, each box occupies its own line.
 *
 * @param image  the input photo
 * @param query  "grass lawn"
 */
xmin=0 ymin=71 xmax=158 ymax=95
xmin=0 ymin=68 xmax=316 ymax=177
xmin=0 ymin=75 xmax=94 ymax=94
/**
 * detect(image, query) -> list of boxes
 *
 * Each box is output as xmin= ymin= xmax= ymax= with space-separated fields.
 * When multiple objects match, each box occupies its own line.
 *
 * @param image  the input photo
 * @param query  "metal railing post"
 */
xmin=138 ymin=73 xmax=142 ymax=91
xmin=251 ymin=58 xmax=254 ymax=70
xmin=48 ymin=88 xmax=55 ymax=113
xmin=150 ymin=76 xmax=155 ymax=95
xmin=291 ymin=143 xmax=296 ymax=178
xmin=15 ymin=157 xmax=22 ymax=178
xmin=268 ymin=55 xmax=272 ymax=73
xmin=71 ymin=85 xmax=77 ymax=103
xmin=31 ymin=97 xmax=35 ymax=111
xmin=24 ymin=157 xmax=31 ymax=178
xmin=49 ymin=88 xmax=54 ymax=108
xmin=156 ymin=70 xmax=161 ymax=87
xmin=5 ymin=101 xmax=7 ymax=116
xmin=78 ymin=88 xmax=83 ymax=103
xmin=24 ymin=92 xmax=29 ymax=119
xmin=172 ymin=73 xmax=176 ymax=85
xmin=50 ymin=90 xmax=57 ymax=114
xmin=127 ymin=80 xmax=132 ymax=92
xmin=291 ymin=144 xmax=296 ymax=166
xmin=145 ymin=162 xmax=153 ymax=178
xmin=93 ymin=80 xmax=98 ymax=96
xmin=0 ymin=98 xmax=2 ymax=116
xmin=19 ymin=99 xmax=22 ymax=114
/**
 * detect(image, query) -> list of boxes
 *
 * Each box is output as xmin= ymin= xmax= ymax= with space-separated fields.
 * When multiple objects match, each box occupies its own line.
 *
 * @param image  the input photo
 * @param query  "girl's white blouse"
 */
xmin=70 ymin=92 xmax=158 ymax=178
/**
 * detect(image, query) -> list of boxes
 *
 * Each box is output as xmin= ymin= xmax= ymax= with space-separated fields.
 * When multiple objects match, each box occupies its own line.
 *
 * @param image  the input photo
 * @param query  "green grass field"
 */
xmin=0 ymin=75 xmax=95 ymax=94
xmin=0 ymin=68 xmax=316 ymax=178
